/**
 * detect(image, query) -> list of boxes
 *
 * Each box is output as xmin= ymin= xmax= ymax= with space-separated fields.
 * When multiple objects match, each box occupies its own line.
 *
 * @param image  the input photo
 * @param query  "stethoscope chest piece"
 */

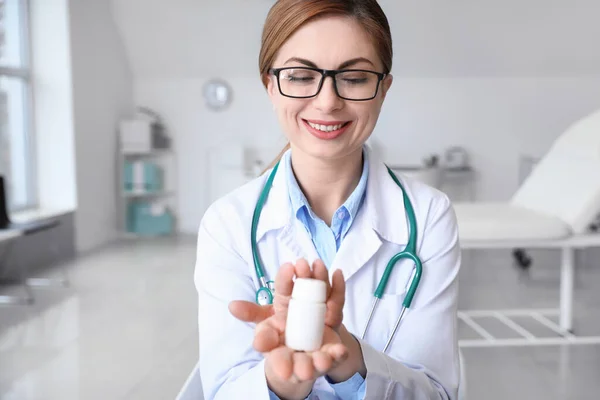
xmin=255 ymin=281 xmax=275 ymax=306
xmin=256 ymin=287 xmax=273 ymax=306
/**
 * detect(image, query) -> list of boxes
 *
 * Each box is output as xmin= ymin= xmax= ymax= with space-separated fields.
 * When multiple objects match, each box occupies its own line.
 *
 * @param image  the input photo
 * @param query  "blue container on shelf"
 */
xmin=126 ymin=201 xmax=174 ymax=236
xmin=123 ymin=161 xmax=134 ymax=192
xmin=143 ymin=162 xmax=163 ymax=192
xmin=123 ymin=161 xmax=164 ymax=193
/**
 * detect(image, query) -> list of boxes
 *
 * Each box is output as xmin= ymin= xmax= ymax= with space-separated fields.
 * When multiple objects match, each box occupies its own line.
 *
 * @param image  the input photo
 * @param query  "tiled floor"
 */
xmin=1 ymin=237 xmax=599 ymax=399
xmin=0 ymin=237 xmax=198 ymax=400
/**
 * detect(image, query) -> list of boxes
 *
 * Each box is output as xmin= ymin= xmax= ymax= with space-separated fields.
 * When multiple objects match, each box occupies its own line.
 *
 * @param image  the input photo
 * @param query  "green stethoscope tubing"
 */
xmin=251 ymin=160 xmax=423 ymax=349
xmin=251 ymin=161 xmax=280 ymax=305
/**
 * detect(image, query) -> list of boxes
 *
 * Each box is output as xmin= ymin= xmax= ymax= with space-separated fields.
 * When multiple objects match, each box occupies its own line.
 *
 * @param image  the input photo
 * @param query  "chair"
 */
xmin=0 ymin=175 xmax=61 ymax=305
xmin=175 ymin=361 xmax=204 ymax=400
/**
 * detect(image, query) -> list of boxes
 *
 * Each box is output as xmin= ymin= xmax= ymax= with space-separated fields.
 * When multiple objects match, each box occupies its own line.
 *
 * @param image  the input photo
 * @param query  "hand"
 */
xmin=229 ymin=259 xmax=347 ymax=399
xmin=325 ymin=323 xmax=367 ymax=383
xmin=271 ymin=260 xmax=365 ymax=384
xmin=268 ymin=259 xmax=366 ymax=384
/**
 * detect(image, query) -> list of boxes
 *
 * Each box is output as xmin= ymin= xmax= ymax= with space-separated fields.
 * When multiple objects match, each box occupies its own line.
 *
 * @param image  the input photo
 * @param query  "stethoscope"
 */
xmin=251 ymin=160 xmax=423 ymax=352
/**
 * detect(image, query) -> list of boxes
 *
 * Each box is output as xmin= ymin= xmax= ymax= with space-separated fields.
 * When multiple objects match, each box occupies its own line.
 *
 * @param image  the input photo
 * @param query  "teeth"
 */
xmin=308 ymin=122 xmax=344 ymax=132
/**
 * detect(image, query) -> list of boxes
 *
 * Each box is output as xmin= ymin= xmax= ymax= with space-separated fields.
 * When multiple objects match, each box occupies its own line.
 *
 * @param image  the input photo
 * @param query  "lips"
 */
xmin=302 ymin=119 xmax=351 ymax=140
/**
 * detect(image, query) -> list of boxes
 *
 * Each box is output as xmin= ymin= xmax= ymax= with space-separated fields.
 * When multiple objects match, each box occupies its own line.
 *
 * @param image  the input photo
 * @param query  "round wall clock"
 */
xmin=203 ymin=79 xmax=233 ymax=111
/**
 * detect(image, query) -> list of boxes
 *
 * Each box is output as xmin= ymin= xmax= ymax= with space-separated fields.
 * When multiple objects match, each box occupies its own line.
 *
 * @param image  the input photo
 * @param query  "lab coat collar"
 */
xmin=254 ymin=149 xmax=322 ymax=265
xmin=364 ymin=146 xmax=409 ymax=246
xmin=255 ymin=145 xmax=409 ymax=280
xmin=255 ymin=149 xmax=293 ymax=242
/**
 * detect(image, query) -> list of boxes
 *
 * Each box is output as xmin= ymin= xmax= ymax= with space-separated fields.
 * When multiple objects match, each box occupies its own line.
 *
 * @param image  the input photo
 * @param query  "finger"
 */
xmin=229 ymin=301 xmax=273 ymax=323
xmin=268 ymin=346 xmax=294 ymax=381
xmin=311 ymin=350 xmax=333 ymax=376
xmin=330 ymin=269 xmax=346 ymax=306
xmin=294 ymin=258 xmax=312 ymax=279
xmin=321 ymin=343 xmax=349 ymax=366
xmin=312 ymin=259 xmax=331 ymax=295
xmin=325 ymin=269 xmax=346 ymax=327
xmin=293 ymin=352 xmax=314 ymax=382
xmin=274 ymin=262 xmax=296 ymax=298
xmin=273 ymin=263 xmax=296 ymax=323
xmin=253 ymin=319 xmax=282 ymax=353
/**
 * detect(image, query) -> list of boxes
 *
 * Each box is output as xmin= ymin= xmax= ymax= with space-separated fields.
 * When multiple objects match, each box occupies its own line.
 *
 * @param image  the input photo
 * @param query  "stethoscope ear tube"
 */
xmin=375 ymin=252 xmax=422 ymax=306
xmin=251 ymin=162 xmax=281 ymax=284
xmin=403 ymin=255 xmax=422 ymax=309
xmin=360 ymin=166 xmax=423 ymax=350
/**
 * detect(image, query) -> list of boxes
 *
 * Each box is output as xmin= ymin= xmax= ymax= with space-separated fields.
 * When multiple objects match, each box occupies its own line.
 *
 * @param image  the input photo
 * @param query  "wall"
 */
xmin=30 ymin=0 xmax=78 ymax=214
xmin=112 ymin=0 xmax=600 ymax=234
xmin=69 ymin=0 xmax=134 ymax=252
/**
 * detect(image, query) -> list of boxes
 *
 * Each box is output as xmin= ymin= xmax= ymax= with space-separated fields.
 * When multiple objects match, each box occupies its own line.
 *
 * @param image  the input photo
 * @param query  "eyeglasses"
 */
xmin=269 ymin=67 xmax=387 ymax=101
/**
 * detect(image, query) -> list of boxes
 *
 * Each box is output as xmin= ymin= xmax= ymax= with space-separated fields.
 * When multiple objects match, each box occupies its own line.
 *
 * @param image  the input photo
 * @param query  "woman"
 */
xmin=195 ymin=1 xmax=461 ymax=399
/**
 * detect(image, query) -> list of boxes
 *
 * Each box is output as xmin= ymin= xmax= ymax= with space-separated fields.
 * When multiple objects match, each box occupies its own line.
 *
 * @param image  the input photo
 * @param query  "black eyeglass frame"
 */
xmin=269 ymin=66 xmax=387 ymax=101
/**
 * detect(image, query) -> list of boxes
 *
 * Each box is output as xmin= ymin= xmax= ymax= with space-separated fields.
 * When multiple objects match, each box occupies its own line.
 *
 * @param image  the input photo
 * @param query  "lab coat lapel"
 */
xmin=330 ymin=148 xmax=409 ymax=281
xmin=330 ymin=208 xmax=382 ymax=282
xmin=277 ymin=219 xmax=321 ymax=266
xmin=255 ymin=151 xmax=320 ymax=264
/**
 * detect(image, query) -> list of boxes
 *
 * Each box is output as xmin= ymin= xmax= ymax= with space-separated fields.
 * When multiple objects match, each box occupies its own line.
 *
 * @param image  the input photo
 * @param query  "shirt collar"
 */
xmin=285 ymin=147 xmax=369 ymax=223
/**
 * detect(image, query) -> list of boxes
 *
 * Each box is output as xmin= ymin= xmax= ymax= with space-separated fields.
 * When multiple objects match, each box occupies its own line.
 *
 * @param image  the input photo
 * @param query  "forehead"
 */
xmin=273 ymin=15 xmax=382 ymax=69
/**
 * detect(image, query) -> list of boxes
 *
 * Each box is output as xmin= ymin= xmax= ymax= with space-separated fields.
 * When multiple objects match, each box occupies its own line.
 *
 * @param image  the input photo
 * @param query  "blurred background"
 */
xmin=1 ymin=0 xmax=599 ymax=399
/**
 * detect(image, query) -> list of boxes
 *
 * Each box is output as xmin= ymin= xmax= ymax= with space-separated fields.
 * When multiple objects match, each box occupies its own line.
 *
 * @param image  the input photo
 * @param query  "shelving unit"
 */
xmin=116 ymin=145 xmax=178 ymax=239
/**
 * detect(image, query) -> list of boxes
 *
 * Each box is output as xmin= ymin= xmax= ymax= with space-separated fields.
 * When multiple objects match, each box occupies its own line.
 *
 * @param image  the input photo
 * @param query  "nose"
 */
xmin=313 ymin=76 xmax=343 ymax=112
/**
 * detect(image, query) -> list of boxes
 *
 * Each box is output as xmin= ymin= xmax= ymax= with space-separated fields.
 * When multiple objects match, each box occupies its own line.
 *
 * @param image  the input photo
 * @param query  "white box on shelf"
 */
xmin=132 ymin=160 xmax=145 ymax=193
xmin=120 ymin=119 xmax=153 ymax=154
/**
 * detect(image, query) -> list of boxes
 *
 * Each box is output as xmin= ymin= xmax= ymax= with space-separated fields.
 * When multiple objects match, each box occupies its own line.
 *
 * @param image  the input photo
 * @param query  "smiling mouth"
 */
xmin=304 ymin=120 xmax=351 ymax=132
xmin=302 ymin=119 xmax=352 ymax=140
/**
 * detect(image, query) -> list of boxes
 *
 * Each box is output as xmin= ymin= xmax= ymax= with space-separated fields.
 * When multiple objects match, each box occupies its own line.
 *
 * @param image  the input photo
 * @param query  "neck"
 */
xmin=290 ymin=147 xmax=364 ymax=226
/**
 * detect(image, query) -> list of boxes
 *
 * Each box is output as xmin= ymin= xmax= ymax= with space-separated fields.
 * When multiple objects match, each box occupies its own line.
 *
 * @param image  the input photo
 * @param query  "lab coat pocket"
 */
xmin=364 ymin=263 xmax=412 ymax=346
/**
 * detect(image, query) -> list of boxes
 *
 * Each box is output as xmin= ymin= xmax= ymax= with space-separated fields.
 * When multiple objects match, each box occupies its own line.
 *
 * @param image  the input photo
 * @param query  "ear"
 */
xmin=265 ymin=74 xmax=277 ymax=99
xmin=381 ymin=74 xmax=393 ymax=98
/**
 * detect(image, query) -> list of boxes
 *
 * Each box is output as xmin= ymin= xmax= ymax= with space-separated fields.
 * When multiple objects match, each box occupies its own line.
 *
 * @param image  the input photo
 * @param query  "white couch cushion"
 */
xmin=511 ymin=108 xmax=600 ymax=234
xmin=453 ymin=203 xmax=571 ymax=241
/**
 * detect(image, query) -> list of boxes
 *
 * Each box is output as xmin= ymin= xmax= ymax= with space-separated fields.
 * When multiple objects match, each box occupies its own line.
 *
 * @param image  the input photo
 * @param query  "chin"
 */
xmin=298 ymin=139 xmax=360 ymax=161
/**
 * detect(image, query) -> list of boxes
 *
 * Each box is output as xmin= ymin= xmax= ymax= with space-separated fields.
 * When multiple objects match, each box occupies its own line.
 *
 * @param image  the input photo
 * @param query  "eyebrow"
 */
xmin=283 ymin=57 xmax=375 ymax=69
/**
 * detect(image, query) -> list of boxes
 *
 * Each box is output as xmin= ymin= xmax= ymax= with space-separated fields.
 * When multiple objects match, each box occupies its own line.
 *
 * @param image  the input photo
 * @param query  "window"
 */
xmin=0 ymin=0 xmax=35 ymax=211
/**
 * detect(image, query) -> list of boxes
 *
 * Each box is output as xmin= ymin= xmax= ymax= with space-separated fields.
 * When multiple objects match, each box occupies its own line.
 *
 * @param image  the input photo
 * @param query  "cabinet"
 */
xmin=116 ymin=147 xmax=178 ymax=238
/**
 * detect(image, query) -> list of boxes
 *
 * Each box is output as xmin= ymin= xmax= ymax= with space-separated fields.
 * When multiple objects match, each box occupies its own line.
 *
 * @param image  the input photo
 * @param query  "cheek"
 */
xmin=354 ymin=104 xmax=380 ymax=128
xmin=277 ymin=99 xmax=305 ymax=122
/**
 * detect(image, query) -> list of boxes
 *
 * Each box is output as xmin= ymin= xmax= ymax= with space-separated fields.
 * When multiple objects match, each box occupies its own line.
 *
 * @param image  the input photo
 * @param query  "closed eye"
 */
xmin=287 ymin=76 xmax=316 ymax=82
xmin=341 ymin=78 xmax=368 ymax=85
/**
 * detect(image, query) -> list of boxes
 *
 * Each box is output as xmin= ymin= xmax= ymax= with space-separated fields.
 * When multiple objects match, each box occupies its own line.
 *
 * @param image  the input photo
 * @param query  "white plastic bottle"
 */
xmin=285 ymin=278 xmax=327 ymax=351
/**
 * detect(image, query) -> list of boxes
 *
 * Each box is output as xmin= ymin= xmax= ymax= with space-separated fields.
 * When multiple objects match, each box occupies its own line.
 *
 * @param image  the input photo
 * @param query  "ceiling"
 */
xmin=109 ymin=0 xmax=600 ymax=78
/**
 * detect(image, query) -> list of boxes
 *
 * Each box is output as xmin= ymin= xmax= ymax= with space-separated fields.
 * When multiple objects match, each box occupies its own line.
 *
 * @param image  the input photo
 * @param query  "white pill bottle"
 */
xmin=285 ymin=278 xmax=327 ymax=351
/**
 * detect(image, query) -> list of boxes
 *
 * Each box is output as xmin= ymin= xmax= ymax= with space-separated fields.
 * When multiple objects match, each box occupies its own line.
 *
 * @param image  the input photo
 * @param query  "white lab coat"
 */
xmin=194 ymin=147 xmax=461 ymax=400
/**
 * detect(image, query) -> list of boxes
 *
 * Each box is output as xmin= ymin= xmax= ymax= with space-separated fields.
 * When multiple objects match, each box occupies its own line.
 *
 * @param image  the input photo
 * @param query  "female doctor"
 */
xmin=194 ymin=0 xmax=462 ymax=399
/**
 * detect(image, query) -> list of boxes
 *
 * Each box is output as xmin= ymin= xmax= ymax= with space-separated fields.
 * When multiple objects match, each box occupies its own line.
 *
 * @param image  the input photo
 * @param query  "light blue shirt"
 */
xmin=286 ymin=148 xmax=369 ymax=269
xmin=268 ymin=149 xmax=369 ymax=399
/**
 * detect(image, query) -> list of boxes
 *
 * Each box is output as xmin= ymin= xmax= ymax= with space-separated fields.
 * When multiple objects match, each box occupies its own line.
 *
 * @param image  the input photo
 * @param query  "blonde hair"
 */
xmin=259 ymin=0 xmax=393 ymax=172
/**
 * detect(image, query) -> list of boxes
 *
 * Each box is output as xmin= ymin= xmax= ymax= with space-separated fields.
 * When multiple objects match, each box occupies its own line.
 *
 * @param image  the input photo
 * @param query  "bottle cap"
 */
xmin=291 ymin=278 xmax=327 ymax=303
